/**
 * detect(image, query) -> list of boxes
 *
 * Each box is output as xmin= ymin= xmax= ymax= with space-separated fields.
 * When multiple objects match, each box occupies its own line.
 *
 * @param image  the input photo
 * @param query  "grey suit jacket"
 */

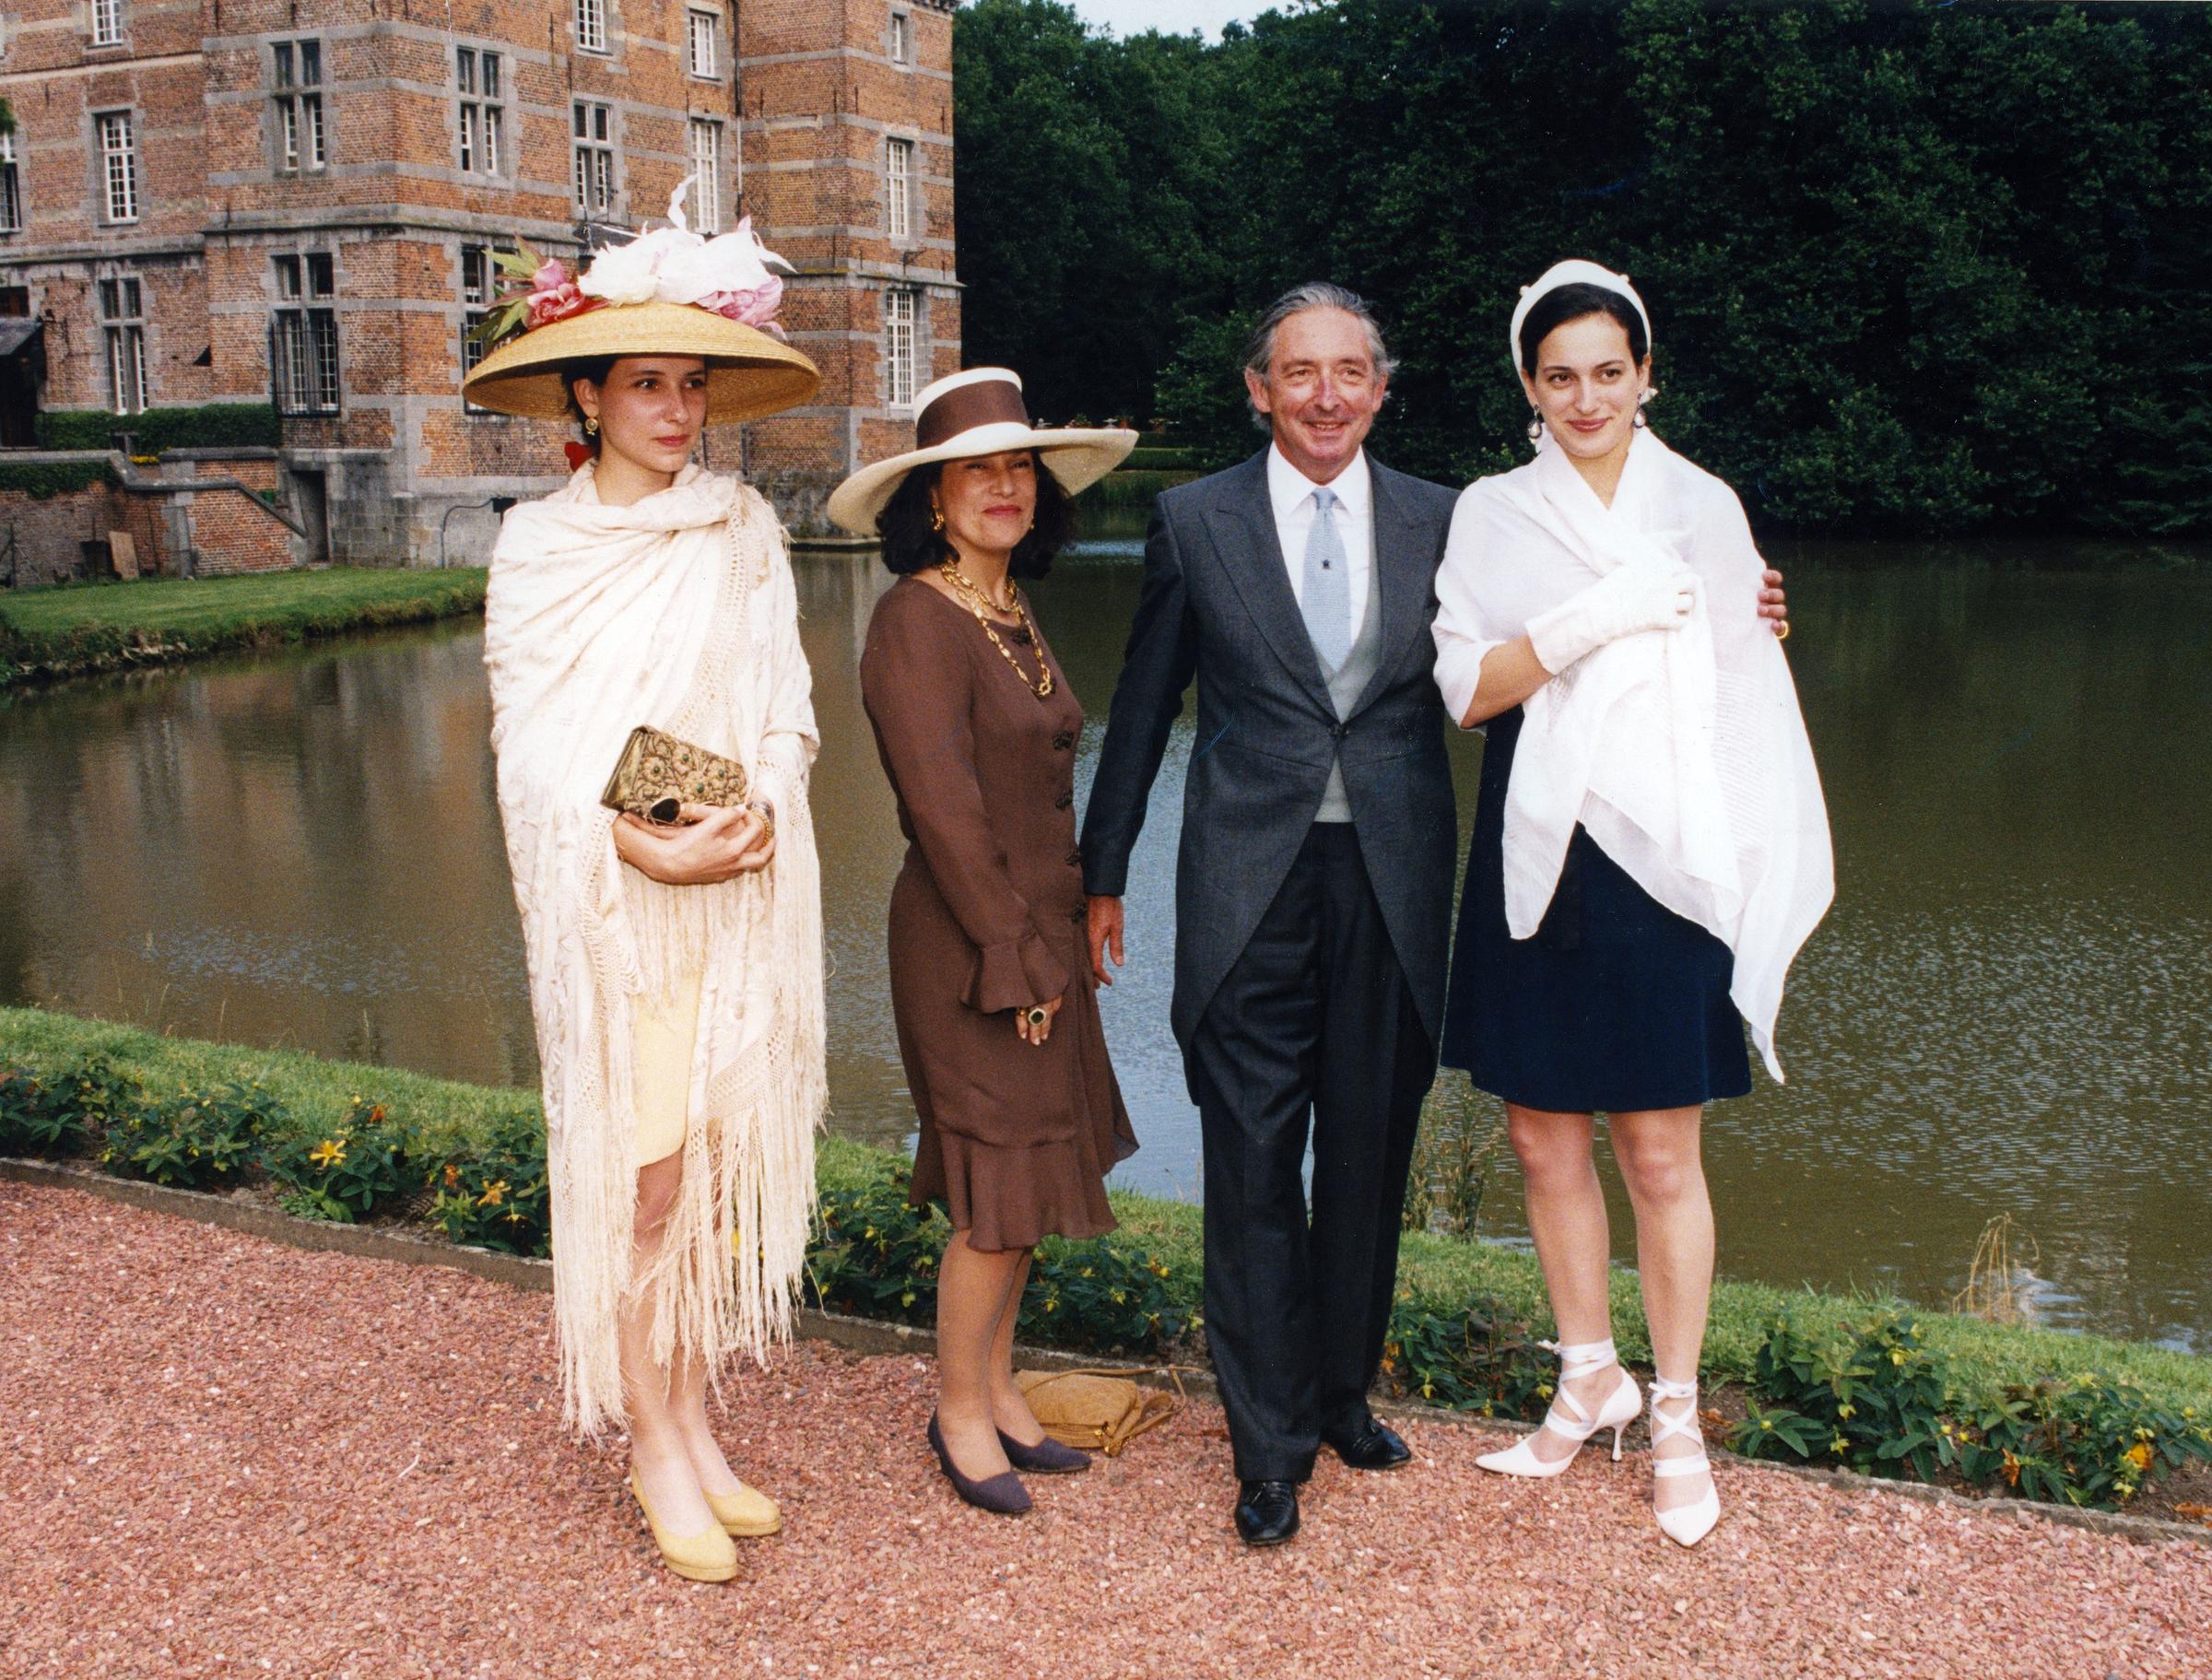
xmin=1080 ymin=449 xmax=1461 ymax=1053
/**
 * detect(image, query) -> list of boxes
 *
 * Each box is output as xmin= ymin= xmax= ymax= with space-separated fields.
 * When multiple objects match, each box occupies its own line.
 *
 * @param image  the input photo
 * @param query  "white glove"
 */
xmin=1526 ymin=559 xmax=1699 ymax=675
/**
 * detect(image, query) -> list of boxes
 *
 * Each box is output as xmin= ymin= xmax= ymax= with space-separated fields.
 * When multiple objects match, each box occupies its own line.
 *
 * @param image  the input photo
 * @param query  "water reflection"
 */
xmin=2 ymin=531 xmax=2208 ymax=1351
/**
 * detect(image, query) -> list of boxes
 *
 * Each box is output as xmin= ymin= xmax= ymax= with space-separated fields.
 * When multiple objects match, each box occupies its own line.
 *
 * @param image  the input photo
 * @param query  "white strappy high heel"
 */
xmin=1647 ymin=1375 xmax=1721 ymax=1547
xmin=1476 ymin=1337 xmax=1642 ymax=1478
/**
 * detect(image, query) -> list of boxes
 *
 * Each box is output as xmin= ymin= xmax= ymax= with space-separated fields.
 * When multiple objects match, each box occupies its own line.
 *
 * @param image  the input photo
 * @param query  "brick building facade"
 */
xmin=0 ymin=0 xmax=959 ymax=565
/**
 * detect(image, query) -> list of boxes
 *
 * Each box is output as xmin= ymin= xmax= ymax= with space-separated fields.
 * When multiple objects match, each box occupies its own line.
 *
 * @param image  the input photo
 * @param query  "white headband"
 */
xmin=1510 ymin=260 xmax=1652 ymax=370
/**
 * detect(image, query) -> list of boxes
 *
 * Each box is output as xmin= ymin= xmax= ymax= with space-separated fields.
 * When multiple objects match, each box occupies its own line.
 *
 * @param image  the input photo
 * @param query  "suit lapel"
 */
xmin=1347 ymin=461 xmax=1433 ymax=719
xmin=1203 ymin=452 xmax=1334 ymax=712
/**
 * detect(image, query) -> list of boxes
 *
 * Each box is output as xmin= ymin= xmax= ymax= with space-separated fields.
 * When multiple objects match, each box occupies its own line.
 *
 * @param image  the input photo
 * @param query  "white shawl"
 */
xmin=1430 ymin=431 xmax=1832 ymax=1081
xmin=484 ymin=462 xmax=825 ymax=1437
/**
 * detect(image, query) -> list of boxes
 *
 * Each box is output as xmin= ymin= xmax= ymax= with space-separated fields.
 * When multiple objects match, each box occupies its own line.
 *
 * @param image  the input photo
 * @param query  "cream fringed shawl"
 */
xmin=484 ymin=462 xmax=825 ymax=1438
xmin=1430 ymin=432 xmax=1832 ymax=1081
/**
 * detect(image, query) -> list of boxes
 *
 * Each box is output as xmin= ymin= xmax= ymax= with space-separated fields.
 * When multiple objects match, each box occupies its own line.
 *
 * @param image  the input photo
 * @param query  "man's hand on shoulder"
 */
xmin=1086 ymin=895 xmax=1126 ymax=986
xmin=1760 ymin=567 xmax=1788 ymax=635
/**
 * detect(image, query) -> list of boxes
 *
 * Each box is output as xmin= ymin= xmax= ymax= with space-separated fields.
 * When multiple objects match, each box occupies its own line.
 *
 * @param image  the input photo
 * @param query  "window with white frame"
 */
xmin=688 ymin=120 xmax=723 ymax=233
xmin=274 ymin=40 xmax=327 ymax=174
xmin=885 ymin=288 xmax=918 ymax=408
xmin=96 ymin=112 xmax=138 ymax=223
xmin=272 ymin=252 xmax=340 ymax=416
xmin=575 ymin=0 xmax=606 ymax=53
xmin=460 ymin=242 xmax=516 ymax=414
xmin=0 ymin=133 xmax=22 ymax=234
xmin=456 ymin=47 xmax=504 ymax=177
xmin=888 ymin=10 xmax=912 ymax=66
xmin=885 ymin=137 xmax=914 ymax=242
xmin=572 ymin=100 xmax=615 ymax=217
xmin=687 ymin=7 xmax=719 ymax=77
xmin=100 ymin=276 xmax=147 ymax=414
xmin=91 ymin=0 xmax=124 ymax=48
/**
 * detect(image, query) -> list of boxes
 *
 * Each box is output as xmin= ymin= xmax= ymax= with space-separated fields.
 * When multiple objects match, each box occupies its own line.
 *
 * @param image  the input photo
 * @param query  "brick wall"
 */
xmin=0 ymin=0 xmax=960 ymax=557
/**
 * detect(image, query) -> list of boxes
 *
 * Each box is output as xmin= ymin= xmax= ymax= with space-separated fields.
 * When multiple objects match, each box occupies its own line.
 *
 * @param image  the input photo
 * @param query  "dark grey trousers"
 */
xmin=1186 ymin=822 xmax=1435 ymax=1484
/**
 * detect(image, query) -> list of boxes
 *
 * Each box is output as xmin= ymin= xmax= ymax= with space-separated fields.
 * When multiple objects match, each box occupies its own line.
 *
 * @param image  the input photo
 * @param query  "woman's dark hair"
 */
xmin=1516 ymin=283 xmax=1649 ymax=376
xmin=560 ymin=356 xmax=618 ymax=445
xmin=876 ymin=452 xmax=1075 ymax=580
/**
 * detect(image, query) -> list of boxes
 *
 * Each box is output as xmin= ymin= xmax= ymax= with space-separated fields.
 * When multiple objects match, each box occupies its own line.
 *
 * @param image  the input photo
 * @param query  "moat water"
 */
xmin=4 ymin=522 xmax=2208 ymax=1350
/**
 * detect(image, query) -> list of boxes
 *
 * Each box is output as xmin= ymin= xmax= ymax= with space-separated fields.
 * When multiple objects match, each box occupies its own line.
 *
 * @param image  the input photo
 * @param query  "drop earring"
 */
xmin=930 ymin=506 xmax=946 ymax=533
xmin=1526 ymin=406 xmax=1544 ymax=443
xmin=1632 ymin=394 xmax=1652 ymax=431
xmin=583 ymin=415 xmax=600 ymax=437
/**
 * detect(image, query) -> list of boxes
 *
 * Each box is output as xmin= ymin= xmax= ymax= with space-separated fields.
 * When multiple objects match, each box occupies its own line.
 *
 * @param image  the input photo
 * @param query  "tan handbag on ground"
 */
xmin=600 ymin=725 xmax=749 ymax=825
xmin=1013 ymin=1368 xmax=1179 ymax=1457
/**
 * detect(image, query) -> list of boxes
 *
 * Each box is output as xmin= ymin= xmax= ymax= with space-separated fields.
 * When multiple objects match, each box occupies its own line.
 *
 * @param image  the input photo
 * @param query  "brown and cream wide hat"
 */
xmin=824 ymin=369 xmax=1137 ymax=536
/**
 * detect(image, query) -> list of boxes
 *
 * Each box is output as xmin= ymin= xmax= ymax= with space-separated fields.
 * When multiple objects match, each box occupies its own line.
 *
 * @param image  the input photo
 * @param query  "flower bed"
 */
xmin=3 ymin=1012 xmax=2208 ymax=1520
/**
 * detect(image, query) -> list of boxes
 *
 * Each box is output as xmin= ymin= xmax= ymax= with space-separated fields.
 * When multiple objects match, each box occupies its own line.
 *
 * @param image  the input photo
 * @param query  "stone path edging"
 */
xmin=6 ymin=1153 xmax=2206 ymax=1552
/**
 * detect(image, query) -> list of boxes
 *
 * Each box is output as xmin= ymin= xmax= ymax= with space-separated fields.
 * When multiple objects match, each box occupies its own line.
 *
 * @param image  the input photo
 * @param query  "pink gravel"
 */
xmin=1 ymin=1181 xmax=2205 ymax=1680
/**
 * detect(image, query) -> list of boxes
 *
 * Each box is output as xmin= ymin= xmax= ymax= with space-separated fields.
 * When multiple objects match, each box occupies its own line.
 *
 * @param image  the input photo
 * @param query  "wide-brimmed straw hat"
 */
xmin=825 ymin=370 xmax=1136 ymax=536
xmin=461 ymin=300 xmax=819 ymax=423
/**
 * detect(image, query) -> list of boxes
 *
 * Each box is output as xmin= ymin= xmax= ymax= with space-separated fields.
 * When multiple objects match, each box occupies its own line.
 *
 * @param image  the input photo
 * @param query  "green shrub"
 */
xmin=262 ymin=1095 xmax=411 ymax=1223
xmin=427 ymin=1112 xmax=549 ymax=1255
xmin=1022 ymin=1236 xmax=1199 ymax=1355
xmin=0 ymin=460 xmax=116 ymax=500
xmin=1380 ymin=1291 xmax=1555 ymax=1418
xmin=34 ymin=404 xmax=281 ymax=453
xmin=1731 ymin=1305 xmax=2212 ymax=1509
xmin=0 ymin=1063 xmax=95 ymax=1156
xmin=806 ymin=1171 xmax=942 ymax=1325
xmin=100 ymin=1081 xmax=279 ymax=1190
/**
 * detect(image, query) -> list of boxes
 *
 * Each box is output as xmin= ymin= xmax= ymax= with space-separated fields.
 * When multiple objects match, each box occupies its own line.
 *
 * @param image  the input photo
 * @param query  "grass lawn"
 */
xmin=6 ymin=1003 xmax=2208 ymax=1411
xmin=0 ymin=567 xmax=487 ymax=682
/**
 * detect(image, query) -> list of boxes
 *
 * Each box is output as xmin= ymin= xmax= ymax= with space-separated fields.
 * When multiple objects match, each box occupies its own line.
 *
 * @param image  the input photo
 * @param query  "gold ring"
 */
xmin=1776 ymin=619 xmax=1791 ymax=641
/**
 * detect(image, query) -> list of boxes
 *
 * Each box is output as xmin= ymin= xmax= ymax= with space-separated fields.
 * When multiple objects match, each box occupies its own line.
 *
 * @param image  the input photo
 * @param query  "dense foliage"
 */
xmin=954 ymin=0 xmax=2212 ymax=534
xmin=33 ymin=404 xmax=282 ymax=453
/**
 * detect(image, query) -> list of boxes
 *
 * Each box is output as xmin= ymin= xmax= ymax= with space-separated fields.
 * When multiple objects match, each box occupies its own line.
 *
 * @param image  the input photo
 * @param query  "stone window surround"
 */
xmin=272 ymin=38 xmax=329 ymax=177
xmin=888 ymin=9 xmax=914 ymax=69
xmin=90 ymin=0 xmax=126 ymax=51
xmin=98 ymin=270 xmax=147 ymax=416
xmin=270 ymin=249 xmax=341 ymax=417
xmin=883 ymin=285 xmax=925 ymax=411
xmin=455 ymin=44 xmax=506 ymax=179
xmin=686 ymin=6 xmax=721 ymax=80
xmin=0 ymin=130 xmax=22 ymax=236
xmin=688 ymin=118 xmax=724 ymax=233
xmin=94 ymin=108 xmax=139 ymax=225
xmin=885 ymin=134 xmax=916 ymax=245
xmin=572 ymin=99 xmax=618 ymax=220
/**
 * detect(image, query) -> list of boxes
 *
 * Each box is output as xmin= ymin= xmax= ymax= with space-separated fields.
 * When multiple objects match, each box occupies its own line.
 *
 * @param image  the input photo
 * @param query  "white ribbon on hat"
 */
xmin=1510 ymin=260 xmax=1653 ymax=453
xmin=1510 ymin=259 xmax=1651 ymax=370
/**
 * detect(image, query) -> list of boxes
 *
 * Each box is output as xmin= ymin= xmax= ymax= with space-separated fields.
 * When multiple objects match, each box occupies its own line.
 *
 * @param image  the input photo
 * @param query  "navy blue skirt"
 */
xmin=1440 ymin=706 xmax=1752 ymax=1113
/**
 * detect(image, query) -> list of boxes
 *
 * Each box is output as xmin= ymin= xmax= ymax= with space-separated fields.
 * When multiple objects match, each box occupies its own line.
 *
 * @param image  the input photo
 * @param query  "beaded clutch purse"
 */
xmin=599 ymin=725 xmax=749 ymax=825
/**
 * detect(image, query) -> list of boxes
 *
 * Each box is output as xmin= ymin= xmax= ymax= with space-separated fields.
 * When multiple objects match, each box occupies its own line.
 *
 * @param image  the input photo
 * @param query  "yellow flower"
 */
xmin=1838 ymin=1404 xmax=1855 ymax=1418
xmin=477 ymin=1179 xmax=509 ymax=1208
xmin=1889 ymin=1348 xmax=1906 ymax=1366
xmin=1759 ymin=1418 xmax=1775 ymax=1432
xmin=1830 ymin=1437 xmax=1851 ymax=1455
xmin=310 ymin=1139 xmax=347 ymax=1170
xmin=2124 ymin=1442 xmax=2153 ymax=1473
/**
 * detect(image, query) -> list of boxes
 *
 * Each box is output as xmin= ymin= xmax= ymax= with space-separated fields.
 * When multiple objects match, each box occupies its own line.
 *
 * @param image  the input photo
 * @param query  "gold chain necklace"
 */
xmin=938 ymin=560 xmax=1054 ymax=699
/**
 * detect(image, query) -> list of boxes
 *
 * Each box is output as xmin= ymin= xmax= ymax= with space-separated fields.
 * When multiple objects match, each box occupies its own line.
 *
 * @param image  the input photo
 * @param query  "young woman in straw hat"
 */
xmin=827 ymin=370 xmax=1137 ymax=1515
xmin=1430 ymin=261 xmax=1830 ymax=1547
xmin=463 ymin=188 xmax=827 ymax=1582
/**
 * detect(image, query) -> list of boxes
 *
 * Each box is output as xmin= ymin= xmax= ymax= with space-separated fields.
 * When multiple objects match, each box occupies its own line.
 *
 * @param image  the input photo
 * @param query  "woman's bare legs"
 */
xmin=620 ymin=1150 xmax=716 ymax=1530
xmin=983 ymin=1251 xmax=1054 ymax=1446
xmin=1610 ymin=1105 xmax=1715 ymax=1515
xmin=1507 ymin=1103 xmax=1626 ymax=1463
xmin=935 ymin=1228 xmax=1030 ymax=1476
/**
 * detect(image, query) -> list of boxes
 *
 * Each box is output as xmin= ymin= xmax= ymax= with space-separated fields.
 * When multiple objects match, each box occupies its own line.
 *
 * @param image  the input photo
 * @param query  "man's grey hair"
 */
xmin=1241 ymin=282 xmax=1398 ymax=430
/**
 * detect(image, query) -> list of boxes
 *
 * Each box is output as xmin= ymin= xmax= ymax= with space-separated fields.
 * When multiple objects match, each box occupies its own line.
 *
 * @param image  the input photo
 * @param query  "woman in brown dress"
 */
xmin=828 ymin=369 xmax=1138 ymax=1514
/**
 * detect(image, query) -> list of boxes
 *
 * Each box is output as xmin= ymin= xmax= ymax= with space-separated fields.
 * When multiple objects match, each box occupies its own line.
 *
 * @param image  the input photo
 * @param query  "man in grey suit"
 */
xmin=1079 ymin=284 xmax=1458 ymax=1545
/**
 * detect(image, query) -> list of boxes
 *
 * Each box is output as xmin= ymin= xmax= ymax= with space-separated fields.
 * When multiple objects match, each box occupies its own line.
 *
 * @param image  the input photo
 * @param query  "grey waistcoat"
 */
xmin=1312 ymin=511 xmax=1385 ymax=823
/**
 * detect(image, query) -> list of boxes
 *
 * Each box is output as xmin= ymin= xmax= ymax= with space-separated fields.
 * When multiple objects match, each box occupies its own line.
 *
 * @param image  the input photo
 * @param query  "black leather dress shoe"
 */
xmin=1233 ymin=1479 xmax=1300 ymax=1546
xmin=1324 ymin=1416 xmax=1413 ymax=1470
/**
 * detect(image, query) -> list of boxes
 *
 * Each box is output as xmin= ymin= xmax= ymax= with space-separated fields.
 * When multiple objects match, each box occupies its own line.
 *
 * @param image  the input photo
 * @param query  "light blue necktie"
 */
xmin=1301 ymin=486 xmax=1351 ymax=672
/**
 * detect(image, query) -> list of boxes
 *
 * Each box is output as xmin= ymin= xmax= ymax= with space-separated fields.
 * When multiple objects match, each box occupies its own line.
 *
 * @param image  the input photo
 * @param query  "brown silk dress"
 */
xmin=859 ymin=576 xmax=1137 ymax=1251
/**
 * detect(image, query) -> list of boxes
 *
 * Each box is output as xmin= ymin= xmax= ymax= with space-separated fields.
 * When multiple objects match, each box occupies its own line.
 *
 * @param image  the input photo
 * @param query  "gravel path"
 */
xmin=3 ymin=1181 xmax=2205 ymax=1680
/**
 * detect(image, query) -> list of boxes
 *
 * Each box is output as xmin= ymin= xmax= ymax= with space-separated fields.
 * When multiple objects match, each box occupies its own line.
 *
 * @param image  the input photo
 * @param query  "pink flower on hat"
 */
xmin=695 ymin=276 xmax=788 ymax=340
xmin=524 ymin=259 xmax=601 ymax=329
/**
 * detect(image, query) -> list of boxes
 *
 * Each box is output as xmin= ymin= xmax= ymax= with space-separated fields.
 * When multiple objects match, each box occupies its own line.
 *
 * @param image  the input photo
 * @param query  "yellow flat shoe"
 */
xmin=704 ymin=1482 xmax=782 ymax=1538
xmin=629 ymin=1473 xmax=738 ymax=1583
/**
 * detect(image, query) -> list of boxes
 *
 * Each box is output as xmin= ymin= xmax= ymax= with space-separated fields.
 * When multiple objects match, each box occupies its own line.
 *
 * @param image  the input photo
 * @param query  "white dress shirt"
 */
xmin=1266 ymin=444 xmax=1372 ymax=649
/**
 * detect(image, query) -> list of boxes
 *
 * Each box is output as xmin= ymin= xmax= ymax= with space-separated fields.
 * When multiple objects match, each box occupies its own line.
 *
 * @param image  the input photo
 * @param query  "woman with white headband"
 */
xmin=1430 ymin=261 xmax=1832 ymax=1546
